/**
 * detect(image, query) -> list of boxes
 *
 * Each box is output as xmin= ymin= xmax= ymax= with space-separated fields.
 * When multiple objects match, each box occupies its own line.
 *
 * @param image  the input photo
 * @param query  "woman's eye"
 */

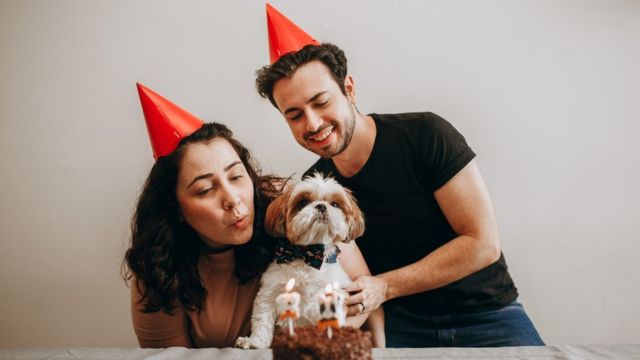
xmin=330 ymin=202 xmax=340 ymax=208
xmin=197 ymin=188 xmax=213 ymax=196
xmin=317 ymin=99 xmax=330 ymax=107
xmin=230 ymin=175 xmax=243 ymax=181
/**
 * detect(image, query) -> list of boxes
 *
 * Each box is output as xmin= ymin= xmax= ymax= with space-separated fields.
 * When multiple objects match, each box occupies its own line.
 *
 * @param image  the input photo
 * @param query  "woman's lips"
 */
xmin=230 ymin=216 xmax=249 ymax=229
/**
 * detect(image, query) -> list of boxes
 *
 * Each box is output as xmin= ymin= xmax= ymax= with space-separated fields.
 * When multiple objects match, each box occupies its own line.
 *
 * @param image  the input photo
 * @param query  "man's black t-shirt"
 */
xmin=305 ymin=112 xmax=518 ymax=315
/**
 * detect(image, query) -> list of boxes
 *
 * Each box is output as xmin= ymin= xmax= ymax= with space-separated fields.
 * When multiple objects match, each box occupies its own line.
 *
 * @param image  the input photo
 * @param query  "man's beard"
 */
xmin=316 ymin=107 xmax=357 ymax=159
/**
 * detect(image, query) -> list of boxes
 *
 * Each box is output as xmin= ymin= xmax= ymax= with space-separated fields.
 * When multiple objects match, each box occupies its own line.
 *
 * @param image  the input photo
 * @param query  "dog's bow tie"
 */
xmin=274 ymin=238 xmax=340 ymax=270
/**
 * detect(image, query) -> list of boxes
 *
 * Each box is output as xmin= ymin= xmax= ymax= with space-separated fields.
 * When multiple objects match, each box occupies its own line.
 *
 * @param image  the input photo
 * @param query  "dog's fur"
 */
xmin=235 ymin=173 xmax=364 ymax=349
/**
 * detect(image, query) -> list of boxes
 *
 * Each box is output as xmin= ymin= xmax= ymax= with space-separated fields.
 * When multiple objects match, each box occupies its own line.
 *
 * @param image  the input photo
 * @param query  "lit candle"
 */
xmin=275 ymin=278 xmax=300 ymax=336
xmin=332 ymin=281 xmax=347 ymax=323
xmin=317 ymin=283 xmax=345 ymax=339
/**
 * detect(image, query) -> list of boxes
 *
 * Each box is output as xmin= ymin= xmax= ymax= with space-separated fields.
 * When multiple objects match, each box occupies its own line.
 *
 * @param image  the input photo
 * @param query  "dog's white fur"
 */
xmin=235 ymin=173 xmax=364 ymax=349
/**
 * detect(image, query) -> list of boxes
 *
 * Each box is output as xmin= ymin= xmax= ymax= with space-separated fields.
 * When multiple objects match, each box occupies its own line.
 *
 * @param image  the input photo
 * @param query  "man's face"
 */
xmin=272 ymin=61 xmax=357 ymax=159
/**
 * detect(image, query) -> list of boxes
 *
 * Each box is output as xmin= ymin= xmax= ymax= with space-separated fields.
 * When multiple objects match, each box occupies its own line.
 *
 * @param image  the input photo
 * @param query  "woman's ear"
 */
xmin=344 ymin=188 xmax=365 ymax=241
xmin=264 ymin=186 xmax=292 ymax=237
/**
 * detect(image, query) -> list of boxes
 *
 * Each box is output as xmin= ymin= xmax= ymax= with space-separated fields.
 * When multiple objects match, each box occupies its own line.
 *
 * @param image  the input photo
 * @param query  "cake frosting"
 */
xmin=271 ymin=325 xmax=372 ymax=360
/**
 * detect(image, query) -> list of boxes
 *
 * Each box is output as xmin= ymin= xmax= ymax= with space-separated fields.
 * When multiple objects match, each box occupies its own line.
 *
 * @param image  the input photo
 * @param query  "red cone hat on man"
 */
xmin=266 ymin=3 xmax=319 ymax=64
xmin=136 ymin=83 xmax=204 ymax=160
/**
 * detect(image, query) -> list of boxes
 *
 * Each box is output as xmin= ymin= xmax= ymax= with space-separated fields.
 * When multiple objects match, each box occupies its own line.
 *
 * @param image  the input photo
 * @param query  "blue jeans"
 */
xmin=385 ymin=301 xmax=545 ymax=347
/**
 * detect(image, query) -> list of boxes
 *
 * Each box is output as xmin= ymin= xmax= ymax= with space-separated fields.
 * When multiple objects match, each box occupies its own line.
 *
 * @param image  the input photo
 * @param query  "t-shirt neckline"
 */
xmin=329 ymin=113 xmax=381 ymax=181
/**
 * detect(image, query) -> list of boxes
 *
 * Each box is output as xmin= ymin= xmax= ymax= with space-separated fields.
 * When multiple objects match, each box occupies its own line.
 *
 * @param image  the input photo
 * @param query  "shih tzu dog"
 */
xmin=235 ymin=173 xmax=364 ymax=349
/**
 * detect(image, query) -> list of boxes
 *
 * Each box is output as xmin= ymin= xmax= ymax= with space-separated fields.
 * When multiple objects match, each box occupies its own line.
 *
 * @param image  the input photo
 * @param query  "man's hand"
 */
xmin=343 ymin=275 xmax=388 ymax=316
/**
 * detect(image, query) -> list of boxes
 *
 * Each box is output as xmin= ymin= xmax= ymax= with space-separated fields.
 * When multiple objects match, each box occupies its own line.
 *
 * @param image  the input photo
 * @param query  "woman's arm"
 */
xmin=130 ymin=280 xmax=193 ymax=348
xmin=338 ymin=241 xmax=386 ymax=347
xmin=362 ymin=307 xmax=385 ymax=348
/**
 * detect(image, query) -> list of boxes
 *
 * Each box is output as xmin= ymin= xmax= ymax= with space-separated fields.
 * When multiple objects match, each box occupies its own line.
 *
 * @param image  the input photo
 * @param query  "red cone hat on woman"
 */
xmin=136 ymin=83 xmax=204 ymax=160
xmin=266 ymin=3 xmax=319 ymax=64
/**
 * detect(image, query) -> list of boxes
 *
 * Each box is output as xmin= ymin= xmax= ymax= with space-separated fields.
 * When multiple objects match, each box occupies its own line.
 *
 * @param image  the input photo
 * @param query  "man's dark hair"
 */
xmin=255 ymin=43 xmax=348 ymax=108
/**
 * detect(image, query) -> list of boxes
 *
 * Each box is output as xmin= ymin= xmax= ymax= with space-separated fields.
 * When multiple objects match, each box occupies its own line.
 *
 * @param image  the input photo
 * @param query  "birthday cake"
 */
xmin=271 ymin=325 xmax=372 ymax=360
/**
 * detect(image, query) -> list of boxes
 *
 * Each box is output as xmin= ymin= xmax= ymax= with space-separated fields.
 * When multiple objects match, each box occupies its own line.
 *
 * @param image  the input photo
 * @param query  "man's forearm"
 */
xmin=378 ymin=233 xmax=500 ymax=301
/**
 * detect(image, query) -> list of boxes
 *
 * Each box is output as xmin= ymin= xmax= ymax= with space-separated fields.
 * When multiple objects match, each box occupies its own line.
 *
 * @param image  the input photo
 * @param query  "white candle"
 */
xmin=332 ymin=281 xmax=347 ymax=324
xmin=317 ymin=283 xmax=345 ymax=339
xmin=275 ymin=278 xmax=300 ymax=336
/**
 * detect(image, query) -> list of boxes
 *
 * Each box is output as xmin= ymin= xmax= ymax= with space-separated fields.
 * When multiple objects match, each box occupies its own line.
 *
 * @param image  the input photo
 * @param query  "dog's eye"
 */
xmin=298 ymin=200 xmax=309 ymax=208
xmin=330 ymin=202 xmax=340 ymax=208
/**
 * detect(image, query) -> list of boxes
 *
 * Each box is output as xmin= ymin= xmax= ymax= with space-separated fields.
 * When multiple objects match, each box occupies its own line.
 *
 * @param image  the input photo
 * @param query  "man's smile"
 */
xmin=306 ymin=125 xmax=335 ymax=148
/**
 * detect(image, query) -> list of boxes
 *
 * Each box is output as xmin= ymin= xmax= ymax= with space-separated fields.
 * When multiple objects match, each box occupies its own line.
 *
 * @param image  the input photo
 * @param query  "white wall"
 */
xmin=1 ymin=0 xmax=638 ymax=347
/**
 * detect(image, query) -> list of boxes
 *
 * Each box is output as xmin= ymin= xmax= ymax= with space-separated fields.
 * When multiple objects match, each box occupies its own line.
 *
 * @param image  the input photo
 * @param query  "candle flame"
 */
xmin=325 ymin=283 xmax=333 ymax=294
xmin=286 ymin=278 xmax=295 ymax=292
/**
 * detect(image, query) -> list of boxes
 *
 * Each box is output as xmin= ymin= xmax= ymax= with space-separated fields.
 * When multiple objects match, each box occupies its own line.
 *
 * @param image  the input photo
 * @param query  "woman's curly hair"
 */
xmin=123 ymin=123 xmax=285 ymax=314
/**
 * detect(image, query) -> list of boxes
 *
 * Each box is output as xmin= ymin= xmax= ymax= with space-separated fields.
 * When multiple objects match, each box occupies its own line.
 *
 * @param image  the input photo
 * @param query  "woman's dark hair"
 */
xmin=123 ymin=123 xmax=285 ymax=314
xmin=255 ymin=43 xmax=348 ymax=108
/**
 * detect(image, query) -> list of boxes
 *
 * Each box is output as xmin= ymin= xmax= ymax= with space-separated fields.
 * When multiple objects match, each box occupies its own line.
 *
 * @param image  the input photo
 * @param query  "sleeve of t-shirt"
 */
xmin=417 ymin=113 xmax=476 ymax=191
xmin=130 ymin=280 xmax=194 ymax=348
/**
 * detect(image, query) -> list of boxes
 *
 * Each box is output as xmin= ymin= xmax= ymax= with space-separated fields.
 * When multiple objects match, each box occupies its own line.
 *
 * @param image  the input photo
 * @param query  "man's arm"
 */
xmin=344 ymin=160 xmax=501 ymax=313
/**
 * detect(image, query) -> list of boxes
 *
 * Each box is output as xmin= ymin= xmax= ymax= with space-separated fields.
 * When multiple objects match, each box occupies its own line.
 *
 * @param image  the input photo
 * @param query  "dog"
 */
xmin=235 ymin=173 xmax=364 ymax=349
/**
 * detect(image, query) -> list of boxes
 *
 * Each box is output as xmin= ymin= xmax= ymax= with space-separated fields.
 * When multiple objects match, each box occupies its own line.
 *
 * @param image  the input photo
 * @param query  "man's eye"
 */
xmin=289 ymin=112 xmax=302 ymax=121
xmin=316 ymin=99 xmax=330 ymax=107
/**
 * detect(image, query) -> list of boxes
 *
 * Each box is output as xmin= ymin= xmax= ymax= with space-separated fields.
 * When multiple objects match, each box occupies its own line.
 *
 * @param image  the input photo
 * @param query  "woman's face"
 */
xmin=176 ymin=138 xmax=255 ymax=249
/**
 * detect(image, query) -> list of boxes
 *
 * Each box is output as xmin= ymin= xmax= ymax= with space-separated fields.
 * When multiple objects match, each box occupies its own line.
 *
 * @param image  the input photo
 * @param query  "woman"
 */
xmin=124 ymin=84 xmax=381 ymax=348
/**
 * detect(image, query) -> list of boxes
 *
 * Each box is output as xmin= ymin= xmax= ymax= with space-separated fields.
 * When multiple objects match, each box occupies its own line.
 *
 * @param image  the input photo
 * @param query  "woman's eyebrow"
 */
xmin=186 ymin=161 xmax=242 ymax=189
xmin=224 ymin=161 xmax=242 ymax=172
xmin=187 ymin=173 xmax=213 ymax=189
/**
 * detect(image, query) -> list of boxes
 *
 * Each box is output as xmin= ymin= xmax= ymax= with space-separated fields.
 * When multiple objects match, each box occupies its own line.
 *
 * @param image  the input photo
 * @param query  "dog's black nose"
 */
xmin=315 ymin=203 xmax=326 ymax=213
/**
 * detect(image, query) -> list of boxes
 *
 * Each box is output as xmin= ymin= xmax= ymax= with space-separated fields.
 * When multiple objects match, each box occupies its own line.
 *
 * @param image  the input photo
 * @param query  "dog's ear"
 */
xmin=344 ymin=188 xmax=365 ymax=241
xmin=264 ymin=185 xmax=292 ymax=237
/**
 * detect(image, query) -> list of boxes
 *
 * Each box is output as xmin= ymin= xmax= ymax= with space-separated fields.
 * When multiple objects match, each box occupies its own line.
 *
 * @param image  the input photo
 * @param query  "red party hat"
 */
xmin=266 ymin=3 xmax=319 ymax=64
xmin=136 ymin=83 xmax=204 ymax=160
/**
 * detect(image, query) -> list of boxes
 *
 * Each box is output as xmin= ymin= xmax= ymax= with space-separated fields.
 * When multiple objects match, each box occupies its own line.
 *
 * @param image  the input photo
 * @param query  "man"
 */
xmin=255 ymin=5 xmax=543 ymax=347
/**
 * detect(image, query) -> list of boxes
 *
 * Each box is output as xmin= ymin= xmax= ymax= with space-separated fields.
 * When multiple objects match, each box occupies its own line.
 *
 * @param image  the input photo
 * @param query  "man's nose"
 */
xmin=305 ymin=110 xmax=323 ymax=132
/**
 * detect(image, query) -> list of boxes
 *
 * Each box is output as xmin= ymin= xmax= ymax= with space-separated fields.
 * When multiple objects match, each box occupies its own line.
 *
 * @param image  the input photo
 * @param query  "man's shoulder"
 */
xmin=373 ymin=112 xmax=455 ymax=142
xmin=373 ymin=111 xmax=448 ymax=131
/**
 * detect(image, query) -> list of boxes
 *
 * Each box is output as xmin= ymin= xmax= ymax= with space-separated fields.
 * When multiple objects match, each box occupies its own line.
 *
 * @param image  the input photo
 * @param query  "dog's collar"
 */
xmin=274 ymin=238 xmax=341 ymax=270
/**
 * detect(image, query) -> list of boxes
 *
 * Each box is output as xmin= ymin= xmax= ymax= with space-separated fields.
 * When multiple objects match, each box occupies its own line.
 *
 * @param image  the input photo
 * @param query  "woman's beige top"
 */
xmin=131 ymin=249 xmax=260 ymax=348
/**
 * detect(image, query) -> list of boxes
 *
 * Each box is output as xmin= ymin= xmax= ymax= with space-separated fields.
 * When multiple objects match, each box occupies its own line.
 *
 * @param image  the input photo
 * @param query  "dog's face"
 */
xmin=265 ymin=173 xmax=364 ymax=246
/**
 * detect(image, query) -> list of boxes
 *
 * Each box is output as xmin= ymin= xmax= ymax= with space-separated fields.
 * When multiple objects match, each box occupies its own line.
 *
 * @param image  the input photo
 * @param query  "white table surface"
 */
xmin=2 ymin=344 xmax=640 ymax=360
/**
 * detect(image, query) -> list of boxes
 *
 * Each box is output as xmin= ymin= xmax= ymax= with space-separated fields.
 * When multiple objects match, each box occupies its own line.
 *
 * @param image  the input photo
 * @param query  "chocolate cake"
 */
xmin=271 ymin=326 xmax=372 ymax=360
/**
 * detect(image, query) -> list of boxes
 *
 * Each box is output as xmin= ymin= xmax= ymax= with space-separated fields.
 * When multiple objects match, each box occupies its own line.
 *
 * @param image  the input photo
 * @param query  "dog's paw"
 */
xmin=235 ymin=336 xmax=269 ymax=349
xmin=235 ymin=336 xmax=254 ymax=349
